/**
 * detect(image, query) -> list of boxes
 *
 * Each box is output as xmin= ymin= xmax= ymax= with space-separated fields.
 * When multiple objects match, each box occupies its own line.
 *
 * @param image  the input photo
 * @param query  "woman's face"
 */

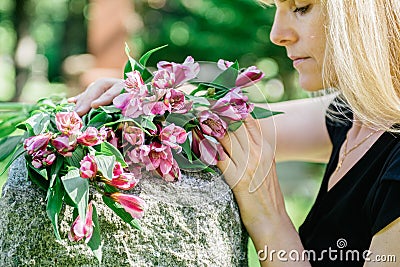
xmin=270 ymin=0 xmax=326 ymax=91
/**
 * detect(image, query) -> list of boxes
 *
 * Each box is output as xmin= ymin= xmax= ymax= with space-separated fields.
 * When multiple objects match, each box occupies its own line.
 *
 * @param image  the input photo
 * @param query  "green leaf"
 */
xmin=102 ymin=195 xmax=142 ymax=230
xmin=173 ymin=150 xmax=212 ymax=172
xmin=0 ymin=116 xmax=27 ymax=138
xmin=185 ymin=95 xmax=210 ymax=106
xmin=250 ymin=106 xmax=284 ymax=119
xmin=0 ymin=148 xmax=23 ymax=196
xmin=124 ymin=43 xmax=153 ymax=82
xmin=26 ymin=162 xmax=50 ymax=190
xmin=165 ymin=113 xmax=195 ymax=128
xmin=228 ymin=121 xmax=243 ymax=132
xmin=0 ymin=135 xmax=23 ymax=161
xmin=65 ymin=146 xmax=85 ymax=168
xmin=141 ymin=115 xmax=157 ymax=131
xmin=95 ymin=142 xmax=127 ymax=168
xmin=17 ymin=112 xmax=50 ymax=135
xmin=0 ymin=145 xmax=25 ymax=176
xmin=87 ymin=203 xmax=103 ymax=263
xmin=87 ymin=111 xmax=113 ymax=129
xmin=211 ymin=61 xmax=239 ymax=89
xmin=99 ymin=105 xmax=122 ymax=114
xmin=181 ymin=139 xmax=193 ymax=161
xmin=94 ymin=155 xmax=116 ymax=179
xmin=139 ymin=44 xmax=168 ymax=67
xmin=46 ymin=177 xmax=64 ymax=241
xmin=61 ymin=168 xmax=89 ymax=222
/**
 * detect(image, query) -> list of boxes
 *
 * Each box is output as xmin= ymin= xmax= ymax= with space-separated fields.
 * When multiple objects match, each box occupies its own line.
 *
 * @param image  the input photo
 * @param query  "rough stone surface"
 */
xmin=0 ymin=157 xmax=248 ymax=266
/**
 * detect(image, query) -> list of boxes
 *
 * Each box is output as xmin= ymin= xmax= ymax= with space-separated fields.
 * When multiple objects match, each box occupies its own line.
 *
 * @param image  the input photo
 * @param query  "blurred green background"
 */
xmin=0 ymin=0 xmax=325 ymax=266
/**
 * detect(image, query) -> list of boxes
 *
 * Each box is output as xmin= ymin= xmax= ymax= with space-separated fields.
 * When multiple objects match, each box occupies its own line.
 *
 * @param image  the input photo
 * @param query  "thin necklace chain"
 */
xmin=332 ymin=129 xmax=380 ymax=175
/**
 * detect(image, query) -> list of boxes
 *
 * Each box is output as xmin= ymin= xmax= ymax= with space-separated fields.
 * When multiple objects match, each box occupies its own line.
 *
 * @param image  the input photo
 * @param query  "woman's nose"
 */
xmin=270 ymin=11 xmax=297 ymax=46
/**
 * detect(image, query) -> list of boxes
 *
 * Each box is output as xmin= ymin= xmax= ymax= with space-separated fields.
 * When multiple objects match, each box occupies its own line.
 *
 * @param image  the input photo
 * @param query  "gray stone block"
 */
xmin=0 ymin=157 xmax=248 ymax=266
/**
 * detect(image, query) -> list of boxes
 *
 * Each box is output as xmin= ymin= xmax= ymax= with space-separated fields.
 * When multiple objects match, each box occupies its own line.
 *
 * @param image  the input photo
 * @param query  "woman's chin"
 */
xmin=298 ymin=77 xmax=324 ymax=92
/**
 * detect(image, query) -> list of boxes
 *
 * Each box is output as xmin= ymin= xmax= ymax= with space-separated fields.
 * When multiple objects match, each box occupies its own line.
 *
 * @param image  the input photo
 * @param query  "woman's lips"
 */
xmin=292 ymin=57 xmax=311 ymax=68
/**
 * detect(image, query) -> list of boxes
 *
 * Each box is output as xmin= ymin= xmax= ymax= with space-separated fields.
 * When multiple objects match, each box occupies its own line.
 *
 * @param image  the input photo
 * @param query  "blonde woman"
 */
xmin=71 ymin=0 xmax=400 ymax=266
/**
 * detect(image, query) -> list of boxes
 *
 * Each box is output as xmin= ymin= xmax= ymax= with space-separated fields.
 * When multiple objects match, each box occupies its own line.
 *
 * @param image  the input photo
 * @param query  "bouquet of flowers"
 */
xmin=0 ymin=45 xmax=280 ymax=262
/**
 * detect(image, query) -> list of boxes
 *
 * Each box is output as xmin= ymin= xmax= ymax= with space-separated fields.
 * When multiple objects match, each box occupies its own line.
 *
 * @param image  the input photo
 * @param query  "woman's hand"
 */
xmin=217 ymin=117 xmax=287 ymax=227
xmin=217 ymin=118 xmax=309 ymax=267
xmin=68 ymin=78 xmax=124 ymax=116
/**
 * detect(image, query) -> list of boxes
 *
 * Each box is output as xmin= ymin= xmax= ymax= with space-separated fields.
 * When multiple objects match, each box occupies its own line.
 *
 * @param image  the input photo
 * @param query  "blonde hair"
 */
xmin=258 ymin=0 xmax=400 ymax=131
xmin=323 ymin=0 xmax=400 ymax=132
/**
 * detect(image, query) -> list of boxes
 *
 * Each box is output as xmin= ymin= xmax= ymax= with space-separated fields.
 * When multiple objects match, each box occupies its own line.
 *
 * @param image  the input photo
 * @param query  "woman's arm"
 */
xmin=364 ymin=218 xmax=400 ymax=266
xmin=257 ymin=93 xmax=335 ymax=163
xmin=217 ymin=118 xmax=311 ymax=266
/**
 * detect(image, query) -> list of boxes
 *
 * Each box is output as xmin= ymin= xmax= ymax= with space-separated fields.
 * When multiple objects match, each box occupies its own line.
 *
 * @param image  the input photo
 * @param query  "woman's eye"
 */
xmin=293 ymin=5 xmax=311 ymax=15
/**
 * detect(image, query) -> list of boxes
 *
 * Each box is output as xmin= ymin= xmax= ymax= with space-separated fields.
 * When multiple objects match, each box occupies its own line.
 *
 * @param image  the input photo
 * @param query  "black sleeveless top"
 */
xmin=299 ymin=102 xmax=400 ymax=266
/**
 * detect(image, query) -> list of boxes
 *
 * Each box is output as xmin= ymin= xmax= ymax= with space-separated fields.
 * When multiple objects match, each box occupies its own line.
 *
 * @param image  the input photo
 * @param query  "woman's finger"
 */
xmin=91 ymin=80 xmax=124 ymax=109
xmin=74 ymin=78 xmax=122 ymax=116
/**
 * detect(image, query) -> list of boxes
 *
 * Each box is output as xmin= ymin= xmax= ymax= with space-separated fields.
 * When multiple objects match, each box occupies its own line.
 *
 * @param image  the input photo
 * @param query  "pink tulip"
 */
xmin=31 ymin=149 xmax=56 ymax=168
xmin=235 ymin=66 xmax=264 ymax=87
xmin=79 ymin=154 xmax=98 ymax=179
xmin=152 ymin=69 xmax=176 ymax=89
xmin=68 ymin=201 xmax=94 ymax=243
xmin=77 ymin=127 xmax=105 ymax=146
xmin=191 ymin=127 xmax=225 ymax=166
xmin=140 ymin=142 xmax=174 ymax=175
xmin=113 ymin=93 xmax=145 ymax=119
xmin=51 ymin=135 xmax=77 ymax=157
xmin=110 ymin=193 xmax=145 ymax=219
xmin=123 ymin=125 xmax=145 ymax=146
xmin=159 ymin=124 xmax=187 ymax=151
xmin=106 ymin=172 xmax=139 ymax=191
xmin=198 ymin=111 xmax=227 ymax=139
xmin=156 ymin=56 xmax=200 ymax=87
xmin=164 ymin=89 xmax=190 ymax=113
xmin=23 ymin=133 xmax=52 ymax=155
xmin=124 ymin=71 xmax=146 ymax=92
xmin=126 ymin=147 xmax=141 ymax=164
xmin=156 ymin=159 xmax=181 ymax=182
xmin=217 ymin=59 xmax=234 ymax=70
xmin=55 ymin=111 xmax=83 ymax=136
xmin=142 ymin=101 xmax=168 ymax=116
xmin=106 ymin=129 xmax=119 ymax=148
xmin=211 ymin=88 xmax=254 ymax=122
xmin=112 ymin=162 xmax=124 ymax=179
